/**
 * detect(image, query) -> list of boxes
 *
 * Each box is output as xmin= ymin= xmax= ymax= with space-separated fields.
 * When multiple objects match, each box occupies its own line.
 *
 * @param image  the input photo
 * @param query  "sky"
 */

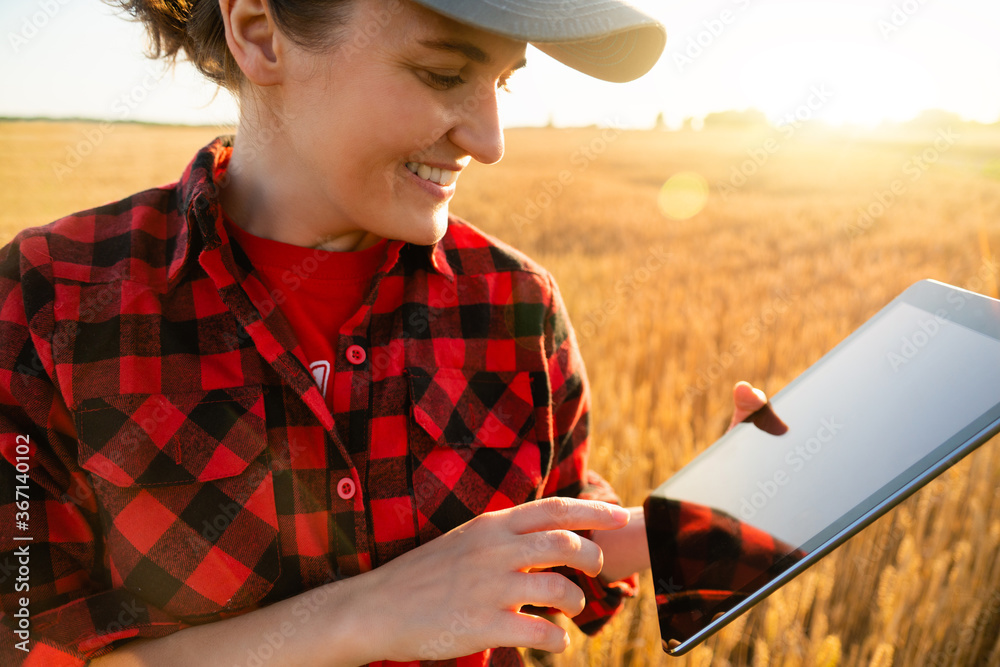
xmin=1 ymin=0 xmax=999 ymax=129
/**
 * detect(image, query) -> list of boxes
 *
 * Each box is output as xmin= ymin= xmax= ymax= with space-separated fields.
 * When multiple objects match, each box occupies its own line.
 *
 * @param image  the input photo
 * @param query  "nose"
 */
xmin=447 ymin=76 xmax=505 ymax=165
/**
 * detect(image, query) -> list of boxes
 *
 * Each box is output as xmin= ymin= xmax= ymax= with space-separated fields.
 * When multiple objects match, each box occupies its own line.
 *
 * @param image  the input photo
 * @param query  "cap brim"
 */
xmin=409 ymin=0 xmax=667 ymax=82
xmin=533 ymin=24 xmax=666 ymax=83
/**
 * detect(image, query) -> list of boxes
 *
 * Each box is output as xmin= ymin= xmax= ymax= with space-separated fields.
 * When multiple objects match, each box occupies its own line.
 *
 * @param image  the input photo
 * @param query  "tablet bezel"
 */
xmin=648 ymin=279 xmax=1000 ymax=656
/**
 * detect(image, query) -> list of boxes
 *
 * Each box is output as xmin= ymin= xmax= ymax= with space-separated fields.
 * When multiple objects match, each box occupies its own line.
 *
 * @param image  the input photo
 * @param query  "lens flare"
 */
xmin=659 ymin=172 xmax=709 ymax=220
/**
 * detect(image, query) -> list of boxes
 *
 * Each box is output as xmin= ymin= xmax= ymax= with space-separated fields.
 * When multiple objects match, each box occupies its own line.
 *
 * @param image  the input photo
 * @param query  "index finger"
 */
xmin=504 ymin=497 xmax=630 ymax=534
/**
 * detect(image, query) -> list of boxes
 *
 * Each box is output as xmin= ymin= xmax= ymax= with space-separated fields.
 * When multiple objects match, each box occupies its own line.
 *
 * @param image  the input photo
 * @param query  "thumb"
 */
xmin=733 ymin=381 xmax=767 ymax=412
xmin=728 ymin=382 xmax=788 ymax=435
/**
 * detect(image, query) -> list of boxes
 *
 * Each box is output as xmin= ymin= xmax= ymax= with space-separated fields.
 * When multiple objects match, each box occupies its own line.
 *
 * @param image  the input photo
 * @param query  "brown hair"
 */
xmin=105 ymin=0 xmax=353 ymax=92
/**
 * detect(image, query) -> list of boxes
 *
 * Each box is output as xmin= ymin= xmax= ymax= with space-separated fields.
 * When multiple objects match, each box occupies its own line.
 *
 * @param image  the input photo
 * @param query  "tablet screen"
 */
xmin=646 ymin=281 xmax=1000 ymax=653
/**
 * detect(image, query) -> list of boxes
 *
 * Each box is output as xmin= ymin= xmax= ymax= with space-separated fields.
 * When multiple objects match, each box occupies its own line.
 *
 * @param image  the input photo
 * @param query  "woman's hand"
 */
xmin=361 ymin=497 xmax=629 ymax=662
xmin=727 ymin=380 xmax=788 ymax=434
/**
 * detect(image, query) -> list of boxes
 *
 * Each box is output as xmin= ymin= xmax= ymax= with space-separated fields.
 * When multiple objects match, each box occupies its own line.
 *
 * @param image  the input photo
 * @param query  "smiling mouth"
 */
xmin=406 ymin=161 xmax=459 ymax=187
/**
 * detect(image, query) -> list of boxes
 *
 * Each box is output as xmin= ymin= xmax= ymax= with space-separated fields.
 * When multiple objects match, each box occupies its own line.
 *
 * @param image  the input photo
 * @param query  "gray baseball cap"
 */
xmin=409 ymin=0 xmax=667 ymax=83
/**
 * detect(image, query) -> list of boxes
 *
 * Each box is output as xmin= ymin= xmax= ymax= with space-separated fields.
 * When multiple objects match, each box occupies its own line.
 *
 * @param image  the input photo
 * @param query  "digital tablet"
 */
xmin=644 ymin=279 xmax=1000 ymax=656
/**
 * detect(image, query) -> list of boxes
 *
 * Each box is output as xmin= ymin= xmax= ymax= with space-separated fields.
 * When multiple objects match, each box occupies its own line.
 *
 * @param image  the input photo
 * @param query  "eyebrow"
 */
xmin=417 ymin=38 xmax=528 ymax=73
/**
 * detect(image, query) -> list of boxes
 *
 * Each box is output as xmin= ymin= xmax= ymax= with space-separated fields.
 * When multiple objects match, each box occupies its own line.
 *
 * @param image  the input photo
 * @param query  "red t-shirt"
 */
xmin=223 ymin=214 xmax=388 ymax=411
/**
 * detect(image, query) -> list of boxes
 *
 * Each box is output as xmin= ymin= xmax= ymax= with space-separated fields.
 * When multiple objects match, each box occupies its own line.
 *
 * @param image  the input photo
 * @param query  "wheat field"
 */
xmin=2 ymin=120 xmax=999 ymax=666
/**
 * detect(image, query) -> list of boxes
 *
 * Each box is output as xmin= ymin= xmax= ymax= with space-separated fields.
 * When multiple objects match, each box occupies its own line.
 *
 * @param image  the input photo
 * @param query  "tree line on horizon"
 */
xmin=654 ymin=107 xmax=1000 ymax=132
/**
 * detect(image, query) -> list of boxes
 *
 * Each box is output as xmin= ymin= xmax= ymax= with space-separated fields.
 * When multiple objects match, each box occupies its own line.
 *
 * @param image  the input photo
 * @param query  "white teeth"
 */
xmin=406 ymin=161 xmax=459 ymax=187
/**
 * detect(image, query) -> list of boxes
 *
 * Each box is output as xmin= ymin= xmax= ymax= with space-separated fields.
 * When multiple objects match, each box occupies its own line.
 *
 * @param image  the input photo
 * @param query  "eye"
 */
xmin=424 ymin=71 xmax=467 ymax=90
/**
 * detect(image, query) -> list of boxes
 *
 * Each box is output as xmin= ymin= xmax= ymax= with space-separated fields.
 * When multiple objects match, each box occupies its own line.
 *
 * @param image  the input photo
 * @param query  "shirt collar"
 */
xmin=177 ymin=135 xmax=454 ymax=282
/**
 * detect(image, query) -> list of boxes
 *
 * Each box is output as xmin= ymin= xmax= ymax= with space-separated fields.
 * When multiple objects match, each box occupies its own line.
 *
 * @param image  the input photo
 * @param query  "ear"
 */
xmin=219 ymin=0 xmax=283 ymax=86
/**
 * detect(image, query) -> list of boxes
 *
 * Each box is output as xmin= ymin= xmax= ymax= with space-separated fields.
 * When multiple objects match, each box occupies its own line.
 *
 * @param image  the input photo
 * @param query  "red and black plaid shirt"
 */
xmin=643 ymin=497 xmax=806 ymax=648
xmin=0 ymin=136 xmax=638 ymax=666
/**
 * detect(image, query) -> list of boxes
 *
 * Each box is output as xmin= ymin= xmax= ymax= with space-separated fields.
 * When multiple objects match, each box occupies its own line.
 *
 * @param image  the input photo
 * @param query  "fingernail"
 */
xmin=612 ymin=506 xmax=630 ymax=524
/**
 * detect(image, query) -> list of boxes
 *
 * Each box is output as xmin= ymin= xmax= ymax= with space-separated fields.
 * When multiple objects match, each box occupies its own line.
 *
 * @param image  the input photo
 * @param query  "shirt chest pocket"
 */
xmin=405 ymin=367 xmax=550 ymax=539
xmin=73 ymin=386 xmax=281 ymax=619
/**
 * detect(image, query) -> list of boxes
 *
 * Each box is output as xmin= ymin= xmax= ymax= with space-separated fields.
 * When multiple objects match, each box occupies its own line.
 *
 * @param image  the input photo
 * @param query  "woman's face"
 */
xmin=269 ymin=0 xmax=527 ymax=247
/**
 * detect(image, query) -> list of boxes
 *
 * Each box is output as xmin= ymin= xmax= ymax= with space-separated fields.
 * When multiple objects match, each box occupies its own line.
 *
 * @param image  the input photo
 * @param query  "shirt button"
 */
xmin=337 ymin=477 xmax=356 ymax=500
xmin=346 ymin=345 xmax=366 ymax=365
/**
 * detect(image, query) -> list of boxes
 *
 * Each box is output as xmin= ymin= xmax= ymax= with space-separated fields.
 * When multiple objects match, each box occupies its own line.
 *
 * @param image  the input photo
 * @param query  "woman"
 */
xmin=0 ymin=0 xmax=772 ymax=664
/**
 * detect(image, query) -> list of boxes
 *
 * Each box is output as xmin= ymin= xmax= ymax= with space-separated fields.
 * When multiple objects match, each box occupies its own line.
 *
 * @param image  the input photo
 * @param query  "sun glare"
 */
xmin=738 ymin=40 xmax=936 ymax=128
